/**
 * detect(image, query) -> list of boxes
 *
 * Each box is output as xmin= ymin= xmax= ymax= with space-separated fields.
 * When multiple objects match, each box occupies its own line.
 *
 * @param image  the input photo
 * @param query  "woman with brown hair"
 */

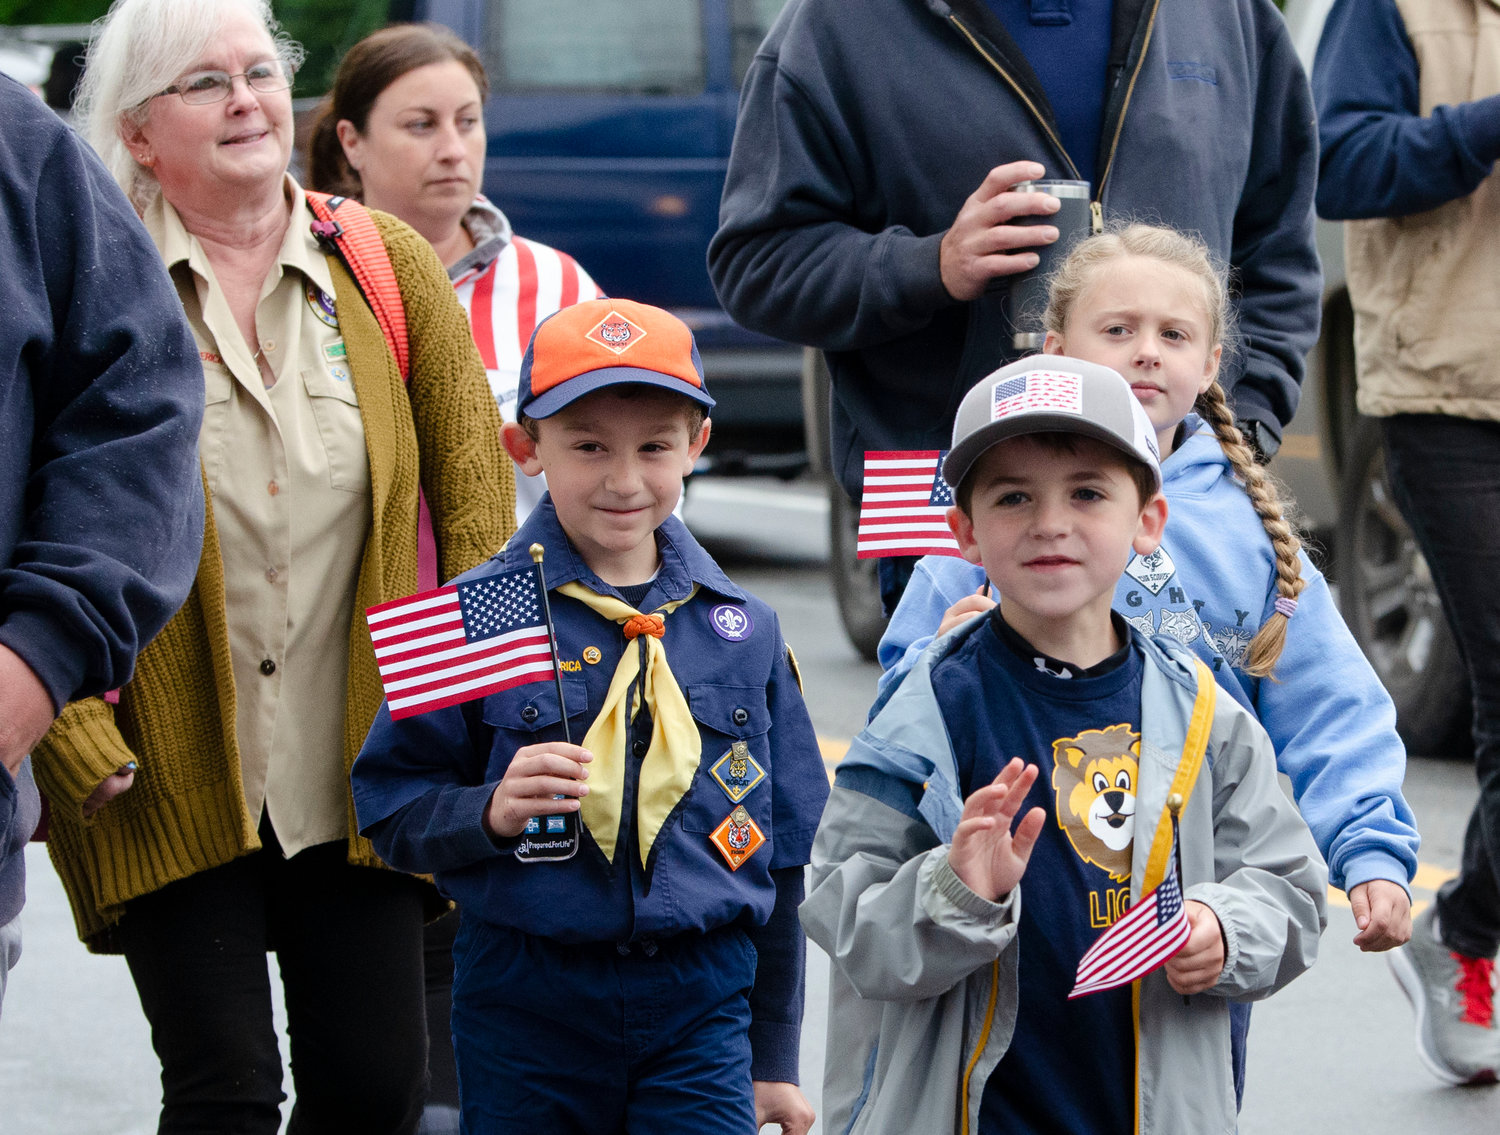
xmin=309 ymin=23 xmax=602 ymax=528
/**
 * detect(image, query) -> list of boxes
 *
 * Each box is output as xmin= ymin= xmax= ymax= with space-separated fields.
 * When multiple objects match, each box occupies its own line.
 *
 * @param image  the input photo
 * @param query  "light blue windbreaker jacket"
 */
xmin=802 ymin=621 xmax=1327 ymax=1135
xmin=877 ymin=418 xmax=1420 ymax=896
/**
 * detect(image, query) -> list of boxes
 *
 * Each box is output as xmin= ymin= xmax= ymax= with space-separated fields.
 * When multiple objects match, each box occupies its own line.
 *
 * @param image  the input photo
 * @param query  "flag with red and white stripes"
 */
xmin=453 ymin=229 xmax=603 ymax=417
xmin=367 ymin=566 xmax=556 ymax=720
xmin=1070 ymin=837 xmax=1191 ymax=998
xmin=856 ymin=450 xmax=963 ymax=559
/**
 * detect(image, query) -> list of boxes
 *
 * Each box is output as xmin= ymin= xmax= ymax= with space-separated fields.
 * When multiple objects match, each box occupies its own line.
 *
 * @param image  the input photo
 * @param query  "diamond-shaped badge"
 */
xmin=709 ymin=741 xmax=766 ymax=804
xmin=585 ymin=310 xmax=648 ymax=356
xmin=710 ymin=805 xmax=765 ymax=871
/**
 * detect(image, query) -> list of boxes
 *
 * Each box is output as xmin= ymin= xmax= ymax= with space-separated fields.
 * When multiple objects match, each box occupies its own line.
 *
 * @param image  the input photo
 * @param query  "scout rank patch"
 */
xmin=710 ymin=804 xmax=765 ymax=871
xmin=709 ymin=740 xmax=766 ymax=804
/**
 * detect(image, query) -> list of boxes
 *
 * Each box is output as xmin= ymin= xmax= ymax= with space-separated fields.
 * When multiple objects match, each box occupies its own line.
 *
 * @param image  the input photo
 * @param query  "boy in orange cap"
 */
xmin=353 ymin=298 xmax=829 ymax=1134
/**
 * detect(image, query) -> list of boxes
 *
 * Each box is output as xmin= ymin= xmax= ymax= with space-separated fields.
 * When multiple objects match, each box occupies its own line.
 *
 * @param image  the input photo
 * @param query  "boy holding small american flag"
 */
xmin=801 ymin=357 xmax=1326 ymax=1135
xmin=350 ymin=299 xmax=829 ymax=1134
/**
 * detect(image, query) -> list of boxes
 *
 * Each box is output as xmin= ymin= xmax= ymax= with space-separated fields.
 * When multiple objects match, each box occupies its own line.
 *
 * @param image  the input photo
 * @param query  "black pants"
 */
xmin=117 ymin=823 xmax=429 ymax=1135
xmin=424 ymin=908 xmax=460 ymax=1110
xmin=1384 ymin=414 xmax=1500 ymax=958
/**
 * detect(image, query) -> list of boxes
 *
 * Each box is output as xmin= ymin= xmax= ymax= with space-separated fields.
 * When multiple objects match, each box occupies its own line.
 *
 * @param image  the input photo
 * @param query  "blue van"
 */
xmin=409 ymin=0 xmax=802 ymax=472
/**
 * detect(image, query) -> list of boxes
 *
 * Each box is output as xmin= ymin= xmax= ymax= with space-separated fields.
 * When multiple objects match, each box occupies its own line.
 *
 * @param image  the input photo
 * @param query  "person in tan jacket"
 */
xmin=1315 ymin=0 xmax=1500 ymax=1088
xmin=34 ymin=1 xmax=514 ymax=1131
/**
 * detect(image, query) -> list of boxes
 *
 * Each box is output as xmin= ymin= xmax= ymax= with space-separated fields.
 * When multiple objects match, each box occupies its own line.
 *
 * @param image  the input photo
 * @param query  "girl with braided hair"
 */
xmin=878 ymin=222 xmax=1417 ymax=961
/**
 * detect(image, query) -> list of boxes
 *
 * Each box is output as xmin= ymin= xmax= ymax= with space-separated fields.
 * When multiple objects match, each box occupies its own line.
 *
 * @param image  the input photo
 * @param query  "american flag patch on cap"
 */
xmin=992 ymin=370 xmax=1084 ymax=421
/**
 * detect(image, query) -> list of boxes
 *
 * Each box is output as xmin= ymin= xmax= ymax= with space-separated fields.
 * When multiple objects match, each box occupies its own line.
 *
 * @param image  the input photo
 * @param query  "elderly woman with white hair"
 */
xmin=31 ymin=1 xmax=514 ymax=1131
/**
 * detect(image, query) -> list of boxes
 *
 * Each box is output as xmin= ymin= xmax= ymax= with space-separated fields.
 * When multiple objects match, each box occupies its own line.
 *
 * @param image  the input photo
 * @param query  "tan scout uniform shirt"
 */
xmin=145 ymin=179 xmax=369 ymax=856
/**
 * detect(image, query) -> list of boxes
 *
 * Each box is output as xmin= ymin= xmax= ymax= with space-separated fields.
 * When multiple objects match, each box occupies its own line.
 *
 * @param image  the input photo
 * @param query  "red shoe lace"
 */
xmin=1452 ymin=953 xmax=1496 ymax=1027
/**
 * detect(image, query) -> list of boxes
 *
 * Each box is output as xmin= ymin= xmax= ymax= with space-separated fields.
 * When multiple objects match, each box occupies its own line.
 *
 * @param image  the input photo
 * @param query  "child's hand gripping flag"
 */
xmin=1069 ymin=834 xmax=1192 ymax=999
xmin=366 ymin=565 xmax=557 ymax=720
xmin=856 ymin=450 xmax=963 ymax=559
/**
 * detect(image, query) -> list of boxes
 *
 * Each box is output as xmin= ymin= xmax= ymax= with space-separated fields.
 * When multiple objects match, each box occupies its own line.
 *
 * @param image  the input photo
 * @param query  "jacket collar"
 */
xmin=844 ymin=616 xmax=1200 ymax=845
xmin=448 ymin=195 xmax=514 ymax=282
xmin=922 ymin=0 xmax=1154 ymax=187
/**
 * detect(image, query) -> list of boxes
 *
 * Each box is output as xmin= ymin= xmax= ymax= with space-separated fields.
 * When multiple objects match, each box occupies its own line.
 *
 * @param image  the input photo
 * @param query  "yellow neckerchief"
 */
xmin=555 ymin=581 xmax=700 ymax=868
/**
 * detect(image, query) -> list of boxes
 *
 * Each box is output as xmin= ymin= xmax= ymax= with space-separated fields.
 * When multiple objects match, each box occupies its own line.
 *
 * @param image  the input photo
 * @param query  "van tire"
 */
xmin=829 ymin=482 xmax=888 ymax=662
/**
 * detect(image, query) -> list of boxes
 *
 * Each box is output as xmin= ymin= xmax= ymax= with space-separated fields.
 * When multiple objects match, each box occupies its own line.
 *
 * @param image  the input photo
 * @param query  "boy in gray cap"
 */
xmin=799 ymin=356 xmax=1326 ymax=1135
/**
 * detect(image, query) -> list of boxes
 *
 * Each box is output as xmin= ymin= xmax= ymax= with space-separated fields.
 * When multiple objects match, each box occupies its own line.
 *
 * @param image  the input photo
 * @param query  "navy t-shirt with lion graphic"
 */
xmin=932 ymin=607 xmax=1143 ymax=1134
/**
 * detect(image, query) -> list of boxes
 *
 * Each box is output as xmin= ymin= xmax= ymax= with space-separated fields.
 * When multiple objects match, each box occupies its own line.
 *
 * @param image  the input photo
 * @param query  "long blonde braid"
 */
xmin=1045 ymin=222 xmax=1305 ymax=678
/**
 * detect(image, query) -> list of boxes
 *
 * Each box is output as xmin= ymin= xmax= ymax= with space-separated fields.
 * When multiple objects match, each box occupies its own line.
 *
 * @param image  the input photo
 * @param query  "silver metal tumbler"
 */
xmin=1009 ymin=180 xmax=1092 ymax=352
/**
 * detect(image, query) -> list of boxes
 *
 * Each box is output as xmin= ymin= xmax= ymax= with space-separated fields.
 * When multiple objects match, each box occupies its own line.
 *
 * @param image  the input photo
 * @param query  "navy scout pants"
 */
xmin=451 ymin=917 xmax=756 ymax=1134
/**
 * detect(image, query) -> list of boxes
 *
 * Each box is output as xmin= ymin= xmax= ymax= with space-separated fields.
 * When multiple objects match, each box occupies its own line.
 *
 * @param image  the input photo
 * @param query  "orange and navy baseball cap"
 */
xmin=516 ymin=298 xmax=715 ymax=419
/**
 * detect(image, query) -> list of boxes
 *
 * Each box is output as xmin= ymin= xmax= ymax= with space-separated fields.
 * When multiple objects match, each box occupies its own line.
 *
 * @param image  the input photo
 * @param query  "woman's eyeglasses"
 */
xmin=154 ymin=62 xmax=291 ymax=105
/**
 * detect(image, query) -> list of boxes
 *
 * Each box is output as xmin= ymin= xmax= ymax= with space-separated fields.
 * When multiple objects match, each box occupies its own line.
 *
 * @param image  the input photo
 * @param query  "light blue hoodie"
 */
xmin=877 ymin=417 xmax=1419 ymax=895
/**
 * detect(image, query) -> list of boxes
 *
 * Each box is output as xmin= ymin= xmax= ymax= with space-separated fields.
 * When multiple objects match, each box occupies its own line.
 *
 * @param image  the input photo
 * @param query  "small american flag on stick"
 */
xmin=856 ymin=450 xmax=963 ymax=559
xmin=1069 ymin=834 xmax=1191 ymax=999
xmin=367 ymin=566 xmax=556 ymax=720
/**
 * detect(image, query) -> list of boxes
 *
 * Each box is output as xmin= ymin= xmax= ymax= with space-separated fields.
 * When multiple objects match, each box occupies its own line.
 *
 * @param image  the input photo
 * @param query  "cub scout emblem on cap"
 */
xmin=586 ymin=310 xmax=647 ymax=355
xmin=711 ymin=604 xmax=752 ymax=642
xmin=711 ymin=805 xmax=765 ymax=870
xmin=710 ymin=741 xmax=766 ymax=803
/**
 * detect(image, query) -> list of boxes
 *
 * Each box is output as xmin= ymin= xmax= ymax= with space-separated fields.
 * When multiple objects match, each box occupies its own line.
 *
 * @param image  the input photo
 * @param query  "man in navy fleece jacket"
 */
xmin=710 ymin=0 xmax=1321 ymax=610
xmin=0 ymin=74 xmax=203 ymax=1015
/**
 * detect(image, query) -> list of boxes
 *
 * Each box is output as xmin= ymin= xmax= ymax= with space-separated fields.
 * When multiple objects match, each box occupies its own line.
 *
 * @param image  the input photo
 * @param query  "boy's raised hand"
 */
xmin=1164 ymin=901 xmax=1225 ymax=995
xmin=948 ymin=758 xmax=1046 ymax=903
xmin=1349 ymin=879 xmax=1413 ymax=951
xmin=484 ymin=743 xmax=592 ymax=839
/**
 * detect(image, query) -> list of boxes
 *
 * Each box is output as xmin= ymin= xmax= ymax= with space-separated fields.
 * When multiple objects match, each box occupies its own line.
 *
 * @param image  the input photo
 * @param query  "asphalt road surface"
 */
xmin=2 ymin=477 xmax=1496 ymax=1132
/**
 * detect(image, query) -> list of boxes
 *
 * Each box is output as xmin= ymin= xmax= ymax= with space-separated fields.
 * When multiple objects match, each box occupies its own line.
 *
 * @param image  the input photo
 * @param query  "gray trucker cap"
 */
xmin=942 ymin=356 xmax=1163 ymax=493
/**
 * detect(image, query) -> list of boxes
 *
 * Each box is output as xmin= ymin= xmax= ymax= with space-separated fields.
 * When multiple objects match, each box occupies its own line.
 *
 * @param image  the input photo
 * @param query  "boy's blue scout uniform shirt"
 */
xmin=352 ymin=497 xmax=830 ymax=945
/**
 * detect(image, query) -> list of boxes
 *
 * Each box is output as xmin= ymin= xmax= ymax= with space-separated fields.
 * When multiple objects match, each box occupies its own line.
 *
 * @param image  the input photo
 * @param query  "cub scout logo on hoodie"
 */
xmin=1126 ymin=546 xmax=1176 ymax=595
xmin=1052 ymin=724 xmax=1139 ymax=883
xmin=586 ymin=310 xmax=647 ymax=355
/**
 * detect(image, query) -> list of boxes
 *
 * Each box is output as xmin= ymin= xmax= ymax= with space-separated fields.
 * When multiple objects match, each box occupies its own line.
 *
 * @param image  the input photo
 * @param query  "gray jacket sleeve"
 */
xmin=1189 ymin=701 xmax=1328 ymax=1002
xmin=801 ymin=774 xmax=1018 ymax=1003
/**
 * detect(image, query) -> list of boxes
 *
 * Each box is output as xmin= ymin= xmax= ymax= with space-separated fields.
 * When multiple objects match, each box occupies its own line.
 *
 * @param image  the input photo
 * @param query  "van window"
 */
xmin=484 ymin=0 xmax=705 ymax=95
xmin=731 ymin=0 xmax=790 ymax=85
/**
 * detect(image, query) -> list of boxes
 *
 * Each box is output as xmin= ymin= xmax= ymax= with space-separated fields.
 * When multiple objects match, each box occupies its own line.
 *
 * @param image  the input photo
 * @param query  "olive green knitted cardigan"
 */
xmin=33 ymin=210 xmax=515 ymax=951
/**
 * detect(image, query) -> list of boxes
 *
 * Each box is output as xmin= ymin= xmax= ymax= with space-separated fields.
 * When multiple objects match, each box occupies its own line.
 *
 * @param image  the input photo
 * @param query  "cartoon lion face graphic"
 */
xmin=1051 ymin=724 xmax=1140 ymax=882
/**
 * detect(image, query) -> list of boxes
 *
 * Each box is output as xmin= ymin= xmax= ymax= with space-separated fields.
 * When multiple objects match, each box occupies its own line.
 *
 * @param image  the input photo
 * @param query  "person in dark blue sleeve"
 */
xmin=352 ymin=298 xmax=830 ymax=1135
xmin=0 ymin=73 xmax=204 ymax=1015
xmin=1314 ymin=0 xmax=1500 ymax=1087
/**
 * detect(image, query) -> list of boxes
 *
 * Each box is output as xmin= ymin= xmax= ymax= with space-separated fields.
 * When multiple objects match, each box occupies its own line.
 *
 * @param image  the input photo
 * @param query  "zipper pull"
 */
xmin=1090 ymin=200 xmax=1104 ymax=235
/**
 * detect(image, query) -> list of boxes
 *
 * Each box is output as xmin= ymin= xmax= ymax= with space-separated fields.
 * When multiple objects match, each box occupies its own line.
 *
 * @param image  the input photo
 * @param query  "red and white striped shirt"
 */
xmin=450 ymin=197 xmax=603 ymax=520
